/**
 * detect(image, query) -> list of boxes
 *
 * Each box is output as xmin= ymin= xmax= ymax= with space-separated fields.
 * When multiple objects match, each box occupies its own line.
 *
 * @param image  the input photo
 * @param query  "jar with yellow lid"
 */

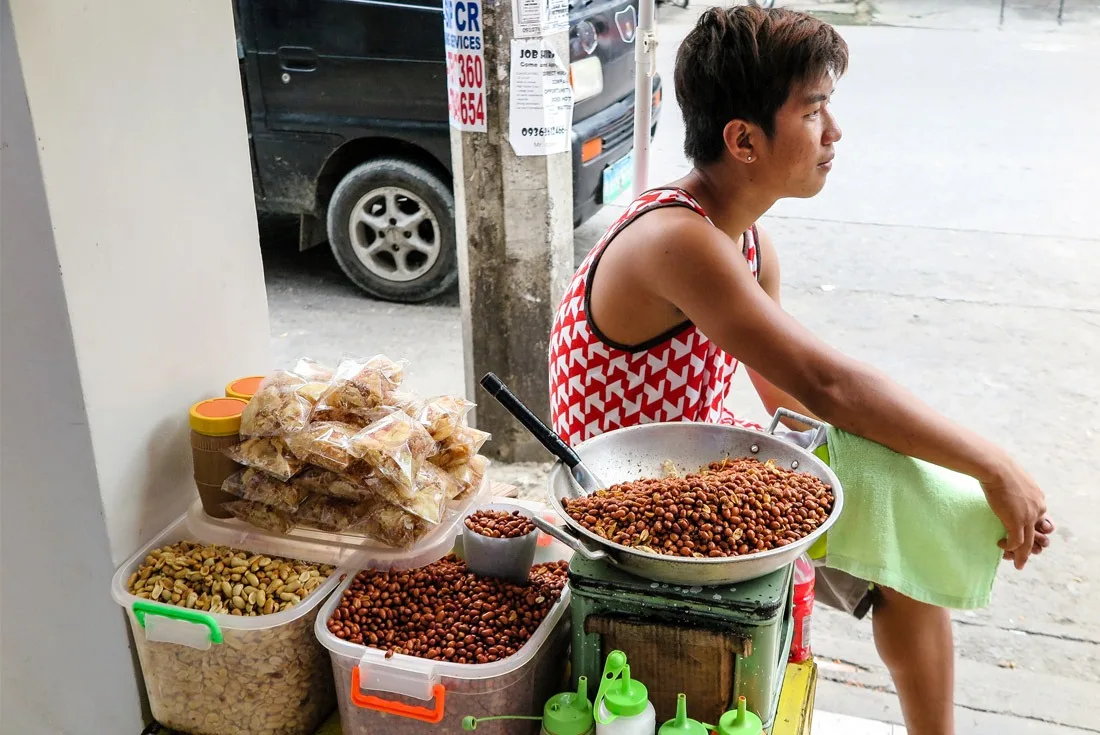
xmin=189 ymin=397 xmax=248 ymax=518
xmin=225 ymin=375 xmax=265 ymax=401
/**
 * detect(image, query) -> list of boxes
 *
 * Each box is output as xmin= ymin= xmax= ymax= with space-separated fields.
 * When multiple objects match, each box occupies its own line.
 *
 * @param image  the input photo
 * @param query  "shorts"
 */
xmin=812 ymin=562 xmax=876 ymax=619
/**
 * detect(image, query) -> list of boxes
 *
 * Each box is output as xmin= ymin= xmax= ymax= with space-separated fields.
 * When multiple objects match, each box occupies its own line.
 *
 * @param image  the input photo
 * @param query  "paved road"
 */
xmin=262 ymin=2 xmax=1100 ymax=730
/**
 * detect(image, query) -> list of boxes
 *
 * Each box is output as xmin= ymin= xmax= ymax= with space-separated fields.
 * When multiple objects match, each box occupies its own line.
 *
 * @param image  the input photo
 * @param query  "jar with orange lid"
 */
xmin=225 ymin=375 xmax=265 ymax=401
xmin=189 ymin=397 xmax=248 ymax=518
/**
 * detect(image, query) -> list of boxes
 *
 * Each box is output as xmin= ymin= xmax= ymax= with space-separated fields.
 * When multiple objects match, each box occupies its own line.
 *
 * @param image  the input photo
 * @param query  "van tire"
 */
xmin=326 ymin=158 xmax=457 ymax=303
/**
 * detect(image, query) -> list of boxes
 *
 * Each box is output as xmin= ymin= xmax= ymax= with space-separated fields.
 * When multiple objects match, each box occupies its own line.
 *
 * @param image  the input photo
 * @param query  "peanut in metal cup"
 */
xmin=461 ymin=502 xmax=539 ymax=584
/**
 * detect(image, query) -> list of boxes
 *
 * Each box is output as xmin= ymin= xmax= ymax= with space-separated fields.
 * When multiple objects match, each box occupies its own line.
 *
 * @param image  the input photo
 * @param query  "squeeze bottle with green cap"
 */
xmin=657 ymin=694 xmax=712 ymax=735
xmin=541 ymin=676 xmax=596 ymax=735
xmin=593 ymin=650 xmax=656 ymax=735
xmin=717 ymin=696 xmax=763 ymax=735
xmin=461 ymin=676 xmax=596 ymax=735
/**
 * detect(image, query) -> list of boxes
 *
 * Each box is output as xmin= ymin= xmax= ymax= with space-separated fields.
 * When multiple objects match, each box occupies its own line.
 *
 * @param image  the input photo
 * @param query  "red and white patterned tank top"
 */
xmin=548 ymin=187 xmax=762 ymax=446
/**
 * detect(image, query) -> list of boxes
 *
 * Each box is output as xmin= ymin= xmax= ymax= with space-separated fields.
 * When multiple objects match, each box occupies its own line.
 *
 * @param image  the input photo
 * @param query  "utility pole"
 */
xmin=443 ymin=0 xmax=575 ymax=462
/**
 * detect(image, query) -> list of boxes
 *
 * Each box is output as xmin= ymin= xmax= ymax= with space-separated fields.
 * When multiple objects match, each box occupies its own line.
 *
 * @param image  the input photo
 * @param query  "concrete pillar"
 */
xmin=450 ymin=0 xmax=575 ymax=462
xmin=1 ymin=0 xmax=271 ymax=731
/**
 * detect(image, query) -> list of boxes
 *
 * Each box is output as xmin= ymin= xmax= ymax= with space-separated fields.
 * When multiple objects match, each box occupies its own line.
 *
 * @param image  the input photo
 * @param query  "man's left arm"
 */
xmin=746 ymin=225 xmax=820 ymax=431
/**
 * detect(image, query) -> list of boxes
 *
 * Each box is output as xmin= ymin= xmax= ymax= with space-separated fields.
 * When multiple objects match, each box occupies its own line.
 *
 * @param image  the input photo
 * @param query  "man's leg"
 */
xmin=871 ymin=586 xmax=955 ymax=735
xmin=815 ymin=568 xmax=955 ymax=735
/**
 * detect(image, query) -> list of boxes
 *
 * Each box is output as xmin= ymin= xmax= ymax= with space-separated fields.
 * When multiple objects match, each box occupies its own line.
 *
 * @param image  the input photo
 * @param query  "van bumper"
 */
xmin=571 ymin=74 xmax=663 ymax=228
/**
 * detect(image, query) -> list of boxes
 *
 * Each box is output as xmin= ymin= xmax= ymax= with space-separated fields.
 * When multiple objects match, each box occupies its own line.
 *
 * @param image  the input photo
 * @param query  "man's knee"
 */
xmin=871 ymin=585 xmax=948 ymax=616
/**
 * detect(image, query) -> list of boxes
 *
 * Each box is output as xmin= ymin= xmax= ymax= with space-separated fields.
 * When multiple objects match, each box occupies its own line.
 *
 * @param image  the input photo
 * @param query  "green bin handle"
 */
xmin=132 ymin=600 xmax=223 ymax=644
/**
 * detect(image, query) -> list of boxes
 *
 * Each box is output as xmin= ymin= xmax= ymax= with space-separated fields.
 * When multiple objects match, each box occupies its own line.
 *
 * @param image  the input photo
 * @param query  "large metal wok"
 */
xmin=532 ymin=414 xmax=844 ymax=586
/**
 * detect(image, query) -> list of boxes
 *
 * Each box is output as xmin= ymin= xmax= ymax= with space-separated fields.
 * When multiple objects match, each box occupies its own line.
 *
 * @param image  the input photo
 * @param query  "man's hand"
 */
xmin=1001 ymin=518 xmax=1055 ymax=564
xmin=980 ymin=457 xmax=1054 ymax=570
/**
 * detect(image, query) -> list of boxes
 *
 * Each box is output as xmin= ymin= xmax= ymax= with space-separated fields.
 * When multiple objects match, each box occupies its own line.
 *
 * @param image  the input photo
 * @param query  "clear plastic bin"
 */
xmin=185 ymin=474 xmax=493 ymax=568
xmin=110 ymin=515 xmax=352 ymax=735
xmin=314 ymin=538 xmax=572 ymax=734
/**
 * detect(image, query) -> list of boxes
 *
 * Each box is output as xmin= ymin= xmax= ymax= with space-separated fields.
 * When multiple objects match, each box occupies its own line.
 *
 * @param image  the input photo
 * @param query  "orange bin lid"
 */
xmin=225 ymin=375 xmax=265 ymax=401
xmin=189 ymin=397 xmax=247 ymax=436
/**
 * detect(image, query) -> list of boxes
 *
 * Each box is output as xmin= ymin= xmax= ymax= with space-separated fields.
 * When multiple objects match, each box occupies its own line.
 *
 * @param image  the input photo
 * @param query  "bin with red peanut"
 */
xmin=314 ymin=536 xmax=572 ymax=734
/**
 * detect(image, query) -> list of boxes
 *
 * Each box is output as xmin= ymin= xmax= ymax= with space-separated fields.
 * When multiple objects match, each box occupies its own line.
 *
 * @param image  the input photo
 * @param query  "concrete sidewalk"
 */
xmin=815 ymin=711 xmax=906 ymax=734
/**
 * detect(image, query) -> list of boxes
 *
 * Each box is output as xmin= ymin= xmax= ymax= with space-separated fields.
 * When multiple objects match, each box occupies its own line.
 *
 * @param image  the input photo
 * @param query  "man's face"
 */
xmin=758 ymin=74 xmax=842 ymax=199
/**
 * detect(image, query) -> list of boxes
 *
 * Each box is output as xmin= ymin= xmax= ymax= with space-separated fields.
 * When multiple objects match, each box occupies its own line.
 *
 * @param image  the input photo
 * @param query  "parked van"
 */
xmin=234 ymin=0 xmax=662 ymax=302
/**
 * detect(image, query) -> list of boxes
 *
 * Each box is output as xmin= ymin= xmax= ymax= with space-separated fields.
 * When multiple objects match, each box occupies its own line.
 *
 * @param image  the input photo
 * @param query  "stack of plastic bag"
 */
xmin=219 ymin=355 xmax=490 ymax=548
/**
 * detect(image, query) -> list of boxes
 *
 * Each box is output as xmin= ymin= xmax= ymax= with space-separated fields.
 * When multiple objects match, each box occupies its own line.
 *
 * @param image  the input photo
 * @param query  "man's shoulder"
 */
xmin=612 ymin=202 xmax=715 ymax=249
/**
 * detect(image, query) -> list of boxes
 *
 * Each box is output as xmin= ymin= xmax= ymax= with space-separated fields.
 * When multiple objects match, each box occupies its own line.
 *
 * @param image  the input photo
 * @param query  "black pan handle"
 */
xmin=479 ymin=372 xmax=581 ymax=469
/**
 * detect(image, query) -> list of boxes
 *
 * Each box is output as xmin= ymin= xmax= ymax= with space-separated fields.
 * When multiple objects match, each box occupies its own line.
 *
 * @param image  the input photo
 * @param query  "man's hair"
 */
xmin=674 ymin=6 xmax=849 ymax=165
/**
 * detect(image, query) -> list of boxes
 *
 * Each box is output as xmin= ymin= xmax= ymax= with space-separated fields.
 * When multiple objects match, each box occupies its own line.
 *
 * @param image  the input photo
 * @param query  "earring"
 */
xmin=747 ymin=156 xmax=754 ymax=162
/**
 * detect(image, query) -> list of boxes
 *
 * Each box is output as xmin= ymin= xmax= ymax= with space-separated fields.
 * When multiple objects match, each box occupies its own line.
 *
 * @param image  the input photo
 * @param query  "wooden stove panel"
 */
xmin=585 ymin=615 xmax=749 ymax=726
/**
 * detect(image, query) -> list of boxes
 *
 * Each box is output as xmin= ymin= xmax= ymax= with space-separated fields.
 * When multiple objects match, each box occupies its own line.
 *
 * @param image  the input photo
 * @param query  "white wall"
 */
xmin=0 ymin=5 xmax=143 ymax=729
xmin=1 ymin=0 xmax=272 ymax=731
xmin=7 ymin=0 xmax=272 ymax=563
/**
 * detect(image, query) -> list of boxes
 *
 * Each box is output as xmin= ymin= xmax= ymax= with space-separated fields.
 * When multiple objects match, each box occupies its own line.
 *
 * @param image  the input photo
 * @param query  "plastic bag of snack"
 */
xmin=358 ymin=405 xmax=405 ymax=425
xmin=290 ymin=486 xmax=429 ymax=548
xmin=340 ymin=462 xmax=444 ymax=524
xmin=418 ymin=461 xmax=464 ymax=503
xmin=389 ymin=391 xmax=425 ymax=418
xmin=347 ymin=499 xmax=431 ymax=549
xmin=416 ymin=395 xmax=475 ymax=441
xmin=293 ymin=494 xmax=375 ymax=533
xmin=447 ymin=454 xmax=490 ymax=501
xmin=296 ymin=464 xmax=442 ymax=523
xmin=296 ymin=380 xmax=331 ymax=406
xmin=301 ymin=408 xmax=368 ymax=431
xmin=291 ymin=358 xmax=336 ymax=404
xmin=294 ymin=466 xmax=373 ymax=502
xmin=224 ymin=436 xmax=306 ymax=482
xmin=292 ymin=357 xmax=334 ymax=382
xmin=221 ymin=468 xmax=310 ymax=514
xmin=223 ymin=499 xmax=296 ymax=534
xmin=313 ymin=355 xmax=406 ymax=422
xmin=430 ymin=425 xmax=491 ymax=470
xmin=347 ymin=410 xmax=436 ymax=494
xmin=239 ymin=371 xmax=314 ymax=436
xmin=283 ymin=421 xmax=356 ymax=473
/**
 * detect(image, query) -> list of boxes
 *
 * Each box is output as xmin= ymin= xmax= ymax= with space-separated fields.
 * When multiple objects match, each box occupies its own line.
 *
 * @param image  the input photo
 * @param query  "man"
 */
xmin=547 ymin=6 xmax=1053 ymax=734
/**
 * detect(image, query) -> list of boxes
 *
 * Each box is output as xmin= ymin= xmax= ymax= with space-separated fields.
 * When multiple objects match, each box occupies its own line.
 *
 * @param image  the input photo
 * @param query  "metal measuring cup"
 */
xmin=461 ymin=502 xmax=539 ymax=584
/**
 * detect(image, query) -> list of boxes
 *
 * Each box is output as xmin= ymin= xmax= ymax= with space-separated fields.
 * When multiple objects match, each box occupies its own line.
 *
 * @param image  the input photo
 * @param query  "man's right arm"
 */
xmin=639 ymin=213 xmax=1050 ymax=568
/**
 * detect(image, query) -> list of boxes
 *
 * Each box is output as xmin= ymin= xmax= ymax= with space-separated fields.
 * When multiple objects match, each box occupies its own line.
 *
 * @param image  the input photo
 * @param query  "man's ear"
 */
xmin=722 ymin=119 xmax=757 ymax=163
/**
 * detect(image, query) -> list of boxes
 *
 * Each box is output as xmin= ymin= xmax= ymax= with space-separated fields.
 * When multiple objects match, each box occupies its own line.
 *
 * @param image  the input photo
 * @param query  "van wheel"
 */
xmin=327 ymin=158 xmax=457 ymax=303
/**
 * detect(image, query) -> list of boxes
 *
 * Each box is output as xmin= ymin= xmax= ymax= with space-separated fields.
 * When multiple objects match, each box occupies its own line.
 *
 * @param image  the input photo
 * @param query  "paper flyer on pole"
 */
xmin=509 ymin=39 xmax=574 ymax=156
xmin=443 ymin=0 xmax=487 ymax=131
xmin=512 ymin=0 xmax=569 ymax=38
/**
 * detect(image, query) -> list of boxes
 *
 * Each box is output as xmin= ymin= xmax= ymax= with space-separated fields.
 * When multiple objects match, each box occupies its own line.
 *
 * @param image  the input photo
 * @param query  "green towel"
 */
xmin=817 ymin=426 xmax=1007 ymax=609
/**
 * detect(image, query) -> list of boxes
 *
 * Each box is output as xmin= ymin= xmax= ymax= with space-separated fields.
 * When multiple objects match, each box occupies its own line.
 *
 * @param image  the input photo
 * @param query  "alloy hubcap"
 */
xmin=349 ymin=186 xmax=441 ymax=283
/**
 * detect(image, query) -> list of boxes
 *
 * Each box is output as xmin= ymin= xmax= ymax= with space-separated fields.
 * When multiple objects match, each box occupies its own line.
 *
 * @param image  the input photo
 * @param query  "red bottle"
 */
xmin=789 ymin=555 xmax=815 ymax=663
